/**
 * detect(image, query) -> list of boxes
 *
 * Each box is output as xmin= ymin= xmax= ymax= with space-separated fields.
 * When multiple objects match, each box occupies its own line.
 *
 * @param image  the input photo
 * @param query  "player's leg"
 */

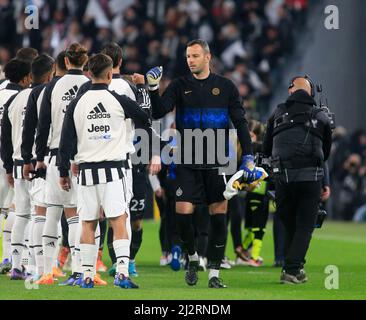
xmin=194 ymin=204 xmax=209 ymax=271
xmin=38 ymin=156 xmax=65 ymax=284
xmin=205 ymin=170 xmax=229 ymax=288
xmin=77 ymin=184 xmax=101 ymax=289
xmin=10 ymin=179 xmax=31 ymax=280
xmin=96 ymin=218 xmax=107 ymax=272
xmin=0 ymin=205 xmax=15 ymax=274
xmin=103 ymin=178 xmax=138 ymax=289
xmin=0 ymin=175 xmax=14 ymax=273
xmin=246 ymin=192 xmax=269 ymax=267
xmin=128 ymin=164 xmax=147 ymax=277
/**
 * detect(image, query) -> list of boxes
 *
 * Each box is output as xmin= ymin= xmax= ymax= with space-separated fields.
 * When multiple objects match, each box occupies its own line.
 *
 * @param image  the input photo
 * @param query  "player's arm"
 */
xmin=58 ymin=99 xmax=78 ymax=178
xmin=21 ymin=89 xmax=39 ymax=164
xmin=110 ymin=87 xmax=150 ymax=127
xmin=0 ymin=99 xmax=15 ymax=174
xmin=35 ymin=82 xmax=53 ymax=162
xmin=146 ymin=66 xmax=176 ymax=119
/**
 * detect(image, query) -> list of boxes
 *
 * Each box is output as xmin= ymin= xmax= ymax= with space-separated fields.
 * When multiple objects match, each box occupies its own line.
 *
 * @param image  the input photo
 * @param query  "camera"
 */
xmin=316 ymin=84 xmax=336 ymax=130
xmin=315 ymin=207 xmax=327 ymax=228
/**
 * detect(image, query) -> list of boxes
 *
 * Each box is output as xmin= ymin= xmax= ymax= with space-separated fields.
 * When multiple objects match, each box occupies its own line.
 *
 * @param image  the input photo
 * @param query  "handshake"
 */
xmin=146 ymin=66 xmax=163 ymax=91
xmin=223 ymin=155 xmax=268 ymax=200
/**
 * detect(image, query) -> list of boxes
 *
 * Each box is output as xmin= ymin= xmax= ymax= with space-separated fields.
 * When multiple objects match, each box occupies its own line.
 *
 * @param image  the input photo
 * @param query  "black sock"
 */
xmin=130 ymin=229 xmax=143 ymax=260
xmin=253 ymin=228 xmax=265 ymax=240
xmin=176 ymin=213 xmax=196 ymax=255
xmin=99 ymin=219 xmax=107 ymax=250
xmin=207 ymin=214 xmax=227 ymax=269
xmin=107 ymin=226 xmax=116 ymax=264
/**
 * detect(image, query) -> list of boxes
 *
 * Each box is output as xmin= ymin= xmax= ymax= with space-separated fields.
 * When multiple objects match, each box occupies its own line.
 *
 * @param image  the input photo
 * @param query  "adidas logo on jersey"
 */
xmin=62 ymin=85 xmax=78 ymax=101
xmin=12 ymin=249 xmax=19 ymax=255
xmin=87 ymin=103 xmax=111 ymax=119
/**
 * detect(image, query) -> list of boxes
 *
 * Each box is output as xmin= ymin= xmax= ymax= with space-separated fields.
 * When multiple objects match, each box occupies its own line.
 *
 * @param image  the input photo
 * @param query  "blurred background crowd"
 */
xmin=0 ymin=0 xmax=364 ymax=222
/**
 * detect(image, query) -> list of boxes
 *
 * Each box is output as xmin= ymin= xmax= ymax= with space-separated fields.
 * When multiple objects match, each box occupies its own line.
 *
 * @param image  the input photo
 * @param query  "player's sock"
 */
xmin=2 ymin=209 xmax=15 ymax=261
xmin=252 ymin=228 xmax=265 ymax=260
xmin=80 ymin=243 xmax=96 ymax=280
xmin=130 ymin=229 xmax=143 ymax=260
xmin=74 ymin=219 xmax=82 ymax=273
xmin=107 ymin=226 xmax=117 ymax=264
xmin=11 ymin=214 xmax=30 ymax=270
xmin=21 ymin=221 xmax=31 ymax=268
xmin=208 ymin=268 xmax=220 ymax=280
xmin=33 ymin=215 xmax=46 ymax=275
xmin=113 ymin=239 xmax=130 ymax=277
xmin=27 ymin=217 xmax=36 ymax=275
xmin=67 ymin=215 xmax=79 ymax=274
xmin=243 ymin=228 xmax=254 ymax=250
xmin=42 ymin=206 xmax=63 ymax=274
xmin=93 ymin=223 xmax=101 ymax=278
xmin=207 ymin=214 xmax=227 ymax=276
xmin=176 ymin=213 xmax=196 ymax=255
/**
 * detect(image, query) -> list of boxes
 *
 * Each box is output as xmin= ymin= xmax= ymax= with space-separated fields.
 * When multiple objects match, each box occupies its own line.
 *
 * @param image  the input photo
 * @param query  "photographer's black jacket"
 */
xmin=263 ymin=89 xmax=332 ymax=182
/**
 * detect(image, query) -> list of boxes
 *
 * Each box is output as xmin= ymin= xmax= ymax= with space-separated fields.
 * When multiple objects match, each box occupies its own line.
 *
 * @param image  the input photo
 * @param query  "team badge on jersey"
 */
xmin=212 ymin=87 xmax=220 ymax=95
xmin=176 ymin=187 xmax=183 ymax=197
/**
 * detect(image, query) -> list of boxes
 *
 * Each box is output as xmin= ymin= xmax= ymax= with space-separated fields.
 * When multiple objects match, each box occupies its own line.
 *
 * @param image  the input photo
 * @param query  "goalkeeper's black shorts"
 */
xmin=175 ymin=165 xmax=227 ymax=205
xmin=130 ymin=164 xmax=148 ymax=221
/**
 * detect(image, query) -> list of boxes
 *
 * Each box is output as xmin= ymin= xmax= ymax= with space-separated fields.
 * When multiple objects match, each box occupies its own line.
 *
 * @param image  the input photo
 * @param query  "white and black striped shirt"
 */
xmin=58 ymin=83 xmax=151 ymax=186
xmin=36 ymin=70 xmax=89 ymax=162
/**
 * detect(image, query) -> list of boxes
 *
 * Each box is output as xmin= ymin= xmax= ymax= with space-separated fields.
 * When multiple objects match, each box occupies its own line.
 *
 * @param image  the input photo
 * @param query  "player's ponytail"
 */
xmin=66 ymin=43 xmax=88 ymax=68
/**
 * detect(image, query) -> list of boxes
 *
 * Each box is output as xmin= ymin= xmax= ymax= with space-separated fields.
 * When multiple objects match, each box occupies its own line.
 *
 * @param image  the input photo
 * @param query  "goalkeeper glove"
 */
xmin=146 ymin=66 xmax=163 ymax=91
xmin=239 ymin=155 xmax=257 ymax=183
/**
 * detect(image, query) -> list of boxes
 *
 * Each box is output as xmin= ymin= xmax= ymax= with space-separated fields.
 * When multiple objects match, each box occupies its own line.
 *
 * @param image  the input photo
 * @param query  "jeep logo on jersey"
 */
xmin=62 ymin=85 xmax=78 ymax=101
xmin=87 ymin=124 xmax=110 ymax=133
xmin=87 ymin=103 xmax=111 ymax=119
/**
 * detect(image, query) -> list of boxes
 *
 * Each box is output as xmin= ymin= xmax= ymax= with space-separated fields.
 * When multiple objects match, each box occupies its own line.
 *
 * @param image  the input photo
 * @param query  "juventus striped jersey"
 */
xmin=21 ymin=83 xmax=47 ymax=164
xmin=78 ymin=74 xmax=137 ymax=157
xmin=0 ymin=83 xmax=23 ymax=140
xmin=0 ymin=85 xmax=34 ymax=173
xmin=58 ymin=83 xmax=151 ymax=185
xmin=36 ymin=70 xmax=89 ymax=161
xmin=0 ymin=79 xmax=10 ymax=91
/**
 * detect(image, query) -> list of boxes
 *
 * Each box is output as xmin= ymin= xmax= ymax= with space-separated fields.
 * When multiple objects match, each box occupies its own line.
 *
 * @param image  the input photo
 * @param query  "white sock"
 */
xmin=21 ymin=220 xmax=31 ymax=267
xmin=52 ymin=220 xmax=63 ymax=268
xmin=2 ymin=209 xmax=15 ymax=261
xmin=67 ymin=215 xmax=79 ymax=274
xmin=189 ymin=253 xmax=199 ymax=262
xmin=11 ymin=215 xmax=30 ymax=270
xmin=74 ymin=219 xmax=82 ymax=274
xmin=26 ymin=216 xmax=36 ymax=274
xmin=80 ymin=243 xmax=96 ymax=280
xmin=209 ymin=269 xmax=219 ymax=280
xmin=93 ymin=223 xmax=100 ymax=277
xmin=33 ymin=215 xmax=46 ymax=275
xmin=113 ymin=239 xmax=130 ymax=277
xmin=42 ymin=206 xmax=63 ymax=274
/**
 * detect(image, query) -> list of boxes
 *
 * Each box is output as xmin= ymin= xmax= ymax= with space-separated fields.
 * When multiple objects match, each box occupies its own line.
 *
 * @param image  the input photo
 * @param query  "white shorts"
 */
xmin=77 ymin=179 xmax=128 ymax=221
xmin=14 ymin=179 xmax=32 ymax=215
xmin=45 ymin=156 xmax=77 ymax=207
xmin=30 ymin=177 xmax=47 ymax=207
xmin=0 ymin=165 xmax=13 ymax=208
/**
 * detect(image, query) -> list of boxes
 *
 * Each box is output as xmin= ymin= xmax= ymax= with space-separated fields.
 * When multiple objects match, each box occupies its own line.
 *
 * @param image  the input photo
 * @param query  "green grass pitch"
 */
xmin=0 ymin=220 xmax=365 ymax=300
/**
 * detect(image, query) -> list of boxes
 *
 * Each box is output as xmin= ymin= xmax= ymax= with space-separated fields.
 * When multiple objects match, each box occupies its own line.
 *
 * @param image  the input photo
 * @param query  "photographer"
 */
xmin=263 ymin=76 xmax=332 ymax=284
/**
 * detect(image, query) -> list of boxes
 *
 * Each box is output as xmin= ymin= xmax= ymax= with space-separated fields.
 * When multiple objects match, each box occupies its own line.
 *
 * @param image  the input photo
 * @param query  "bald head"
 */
xmin=288 ymin=77 xmax=312 ymax=96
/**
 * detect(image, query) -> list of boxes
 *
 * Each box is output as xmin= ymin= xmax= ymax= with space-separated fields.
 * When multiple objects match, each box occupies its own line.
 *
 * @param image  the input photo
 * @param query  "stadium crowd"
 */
xmin=1 ymin=0 xmax=309 ymax=119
